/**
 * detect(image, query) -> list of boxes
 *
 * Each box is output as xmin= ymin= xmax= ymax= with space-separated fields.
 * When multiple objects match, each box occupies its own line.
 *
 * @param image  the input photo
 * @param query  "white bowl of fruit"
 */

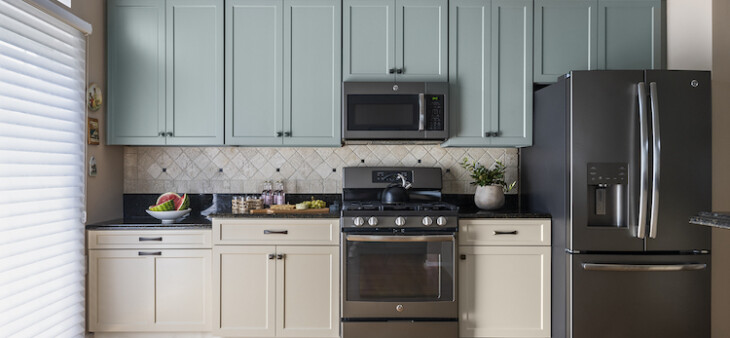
xmin=146 ymin=192 xmax=191 ymax=223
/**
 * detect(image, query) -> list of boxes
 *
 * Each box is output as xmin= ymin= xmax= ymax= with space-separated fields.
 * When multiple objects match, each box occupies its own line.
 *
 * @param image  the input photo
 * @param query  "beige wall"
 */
xmin=667 ymin=0 xmax=712 ymax=70
xmin=66 ymin=0 xmax=125 ymax=223
xmin=712 ymin=1 xmax=730 ymax=336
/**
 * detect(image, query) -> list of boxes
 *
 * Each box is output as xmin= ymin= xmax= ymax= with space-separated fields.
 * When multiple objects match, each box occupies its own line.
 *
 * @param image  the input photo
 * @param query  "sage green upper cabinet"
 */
xmin=598 ymin=0 xmax=662 ymax=70
xmin=445 ymin=0 xmax=533 ymax=147
xmin=343 ymin=0 xmax=447 ymax=82
xmin=107 ymin=0 xmax=166 ymax=145
xmin=534 ymin=0 xmax=597 ymax=83
xmin=165 ymin=0 xmax=224 ymax=145
xmin=283 ymin=0 xmax=342 ymax=146
xmin=107 ymin=0 xmax=224 ymax=145
xmin=535 ymin=0 xmax=662 ymax=83
xmin=225 ymin=0 xmax=282 ymax=145
xmin=226 ymin=0 xmax=341 ymax=146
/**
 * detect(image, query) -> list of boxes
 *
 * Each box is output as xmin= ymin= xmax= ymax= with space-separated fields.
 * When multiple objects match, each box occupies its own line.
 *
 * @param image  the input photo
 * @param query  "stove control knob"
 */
xmin=422 ymin=217 xmax=433 ymax=226
xmin=395 ymin=217 xmax=406 ymax=227
xmin=436 ymin=216 xmax=448 ymax=226
xmin=353 ymin=217 xmax=365 ymax=227
xmin=368 ymin=217 xmax=379 ymax=226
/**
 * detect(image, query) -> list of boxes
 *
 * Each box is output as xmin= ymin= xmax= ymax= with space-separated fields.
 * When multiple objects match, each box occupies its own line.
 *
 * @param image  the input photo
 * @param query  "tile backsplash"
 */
xmin=124 ymin=145 xmax=518 ymax=194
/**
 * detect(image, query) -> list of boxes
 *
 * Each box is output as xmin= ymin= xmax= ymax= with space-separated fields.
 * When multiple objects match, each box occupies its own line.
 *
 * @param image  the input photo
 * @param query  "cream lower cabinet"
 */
xmin=213 ymin=218 xmax=340 ymax=338
xmin=458 ymin=219 xmax=551 ymax=338
xmin=87 ymin=230 xmax=212 ymax=332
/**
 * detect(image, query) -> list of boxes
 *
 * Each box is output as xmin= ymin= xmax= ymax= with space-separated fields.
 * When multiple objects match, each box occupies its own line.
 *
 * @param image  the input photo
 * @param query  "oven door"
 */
xmin=342 ymin=232 xmax=457 ymax=319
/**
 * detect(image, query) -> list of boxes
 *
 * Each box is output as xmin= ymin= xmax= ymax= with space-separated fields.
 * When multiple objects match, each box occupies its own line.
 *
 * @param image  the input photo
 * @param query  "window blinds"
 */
xmin=0 ymin=0 xmax=87 ymax=336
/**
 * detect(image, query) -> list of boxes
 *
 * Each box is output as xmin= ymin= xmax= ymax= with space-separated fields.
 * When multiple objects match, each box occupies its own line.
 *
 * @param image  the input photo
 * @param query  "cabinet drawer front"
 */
xmin=213 ymin=218 xmax=339 ymax=245
xmin=88 ymin=230 xmax=212 ymax=249
xmin=459 ymin=219 xmax=551 ymax=246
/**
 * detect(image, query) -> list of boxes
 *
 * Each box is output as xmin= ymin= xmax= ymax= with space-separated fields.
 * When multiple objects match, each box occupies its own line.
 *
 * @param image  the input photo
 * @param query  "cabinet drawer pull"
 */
xmin=138 ymin=251 xmax=162 ymax=256
xmin=139 ymin=237 xmax=163 ymax=241
xmin=493 ymin=230 xmax=518 ymax=235
xmin=264 ymin=230 xmax=288 ymax=235
xmin=460 ymin=254 xmax=467 ymax=260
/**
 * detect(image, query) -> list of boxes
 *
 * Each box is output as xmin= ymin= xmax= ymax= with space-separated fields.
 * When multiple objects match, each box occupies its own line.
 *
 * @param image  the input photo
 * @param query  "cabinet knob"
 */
xmin=277 ymin=131 xmax=283 ymax=137
xmin=158 ymin=131 xmax=165 ymax=137
xmin=284 ymin=131 xmax=292 ymax=137
xmin=460 ymin=254 xmax=467 ymax=260
xmin=166 ymin=131 xmax=173 ymax=137
xmin=276 ymin=254 xmax=284 ymax=260
xmin=268 ymin=254 xmax=276 ymax=260
xmin=396 ymin=68 xmax=403 ymax=74
xmin=389 ymin=68 xmax=396 ymax=74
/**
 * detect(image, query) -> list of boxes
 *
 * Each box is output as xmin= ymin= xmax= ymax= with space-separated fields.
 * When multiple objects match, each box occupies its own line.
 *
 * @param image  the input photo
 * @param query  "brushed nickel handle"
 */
xmin=648 ymin=82 xmax=661 ymax=239
xmin=346 ymin=235 xmax=454 ymax=243
xmin=636 ymin=82 xmax=649 ymax=239
xmin=493 ymin=230 xmax=518 ymax=235
xmin=139 ymin=237 xmax=163 ymax=241
xmin=264 ymin=230 xmax=288 ymax=235
xmin=138 ymin=251 xmax=162 ymax=256
xmin=582 ymin=263 xmax=706 ymax=272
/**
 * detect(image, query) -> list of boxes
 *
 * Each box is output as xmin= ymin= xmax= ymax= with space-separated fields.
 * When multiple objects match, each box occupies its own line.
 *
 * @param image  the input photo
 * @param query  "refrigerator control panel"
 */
xmin=588 ymin=163 xmax=627 ymax=184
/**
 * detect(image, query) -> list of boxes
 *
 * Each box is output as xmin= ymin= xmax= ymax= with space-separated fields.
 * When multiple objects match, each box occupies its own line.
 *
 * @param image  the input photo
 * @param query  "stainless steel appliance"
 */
xmin=342 ymin=82 xmax=448 ymax=140
xmin=341 ymin=167 xmax=458 ymax=338
xmin=522 ymin=70 xmax=712 ymax=338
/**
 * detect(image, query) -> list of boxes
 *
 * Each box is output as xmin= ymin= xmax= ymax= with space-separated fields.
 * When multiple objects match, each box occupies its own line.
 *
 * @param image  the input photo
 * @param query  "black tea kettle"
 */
xmin=381 ymin=173 xmax=412 ymax=204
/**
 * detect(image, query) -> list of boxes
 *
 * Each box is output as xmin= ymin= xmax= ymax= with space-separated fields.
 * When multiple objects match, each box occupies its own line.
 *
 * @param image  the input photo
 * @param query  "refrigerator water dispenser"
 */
xmin=587 ymin=163 xmax=628 ymax=227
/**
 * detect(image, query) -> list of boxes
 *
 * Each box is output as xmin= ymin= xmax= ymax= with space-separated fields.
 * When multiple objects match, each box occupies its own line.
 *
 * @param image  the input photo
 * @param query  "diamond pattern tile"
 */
xmin=125 ymin=145 xmax=518 ymax=194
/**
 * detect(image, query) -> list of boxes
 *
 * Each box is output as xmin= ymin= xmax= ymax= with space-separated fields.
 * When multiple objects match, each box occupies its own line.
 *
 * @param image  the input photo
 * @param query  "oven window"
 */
xmin=345 ymin=236 xmax=454 ymax=302
xmin=347 ymin=95 xmax=419 ymax=130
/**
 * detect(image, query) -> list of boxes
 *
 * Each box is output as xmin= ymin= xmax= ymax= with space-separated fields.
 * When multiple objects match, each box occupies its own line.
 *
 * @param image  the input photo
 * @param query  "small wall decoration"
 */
xmin=88 ymin=117 xmax=100 ymax=145
xmin=89 ymin=155 xmax=97 ymax=177
xmin=87 ymin=83 xmax=102 ymax=112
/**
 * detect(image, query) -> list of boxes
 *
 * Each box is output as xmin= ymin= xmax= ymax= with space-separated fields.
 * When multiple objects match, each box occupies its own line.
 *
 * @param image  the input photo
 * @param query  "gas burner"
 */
xmin=417 ymin=202 xmax=459 ymax=212
xmin=343 ymin=201 xmax=381 ymax=211
xmin=382 ymin=203 xmax=414 ymax=211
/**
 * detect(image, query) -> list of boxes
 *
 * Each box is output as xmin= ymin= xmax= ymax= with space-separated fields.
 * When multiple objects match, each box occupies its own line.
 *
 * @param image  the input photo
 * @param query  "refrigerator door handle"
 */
xmin=636 ymin=82 xmax=650 ymax=239
xmin=582 ymin=263 xmax=707 ymax=272
xmin=648 ymin=82 xmax=661 ymax=239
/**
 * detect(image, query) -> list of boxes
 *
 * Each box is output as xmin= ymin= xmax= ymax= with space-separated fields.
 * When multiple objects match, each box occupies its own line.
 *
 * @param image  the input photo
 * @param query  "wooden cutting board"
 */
xmin=250 ymin=208 xmax=330 ymax=215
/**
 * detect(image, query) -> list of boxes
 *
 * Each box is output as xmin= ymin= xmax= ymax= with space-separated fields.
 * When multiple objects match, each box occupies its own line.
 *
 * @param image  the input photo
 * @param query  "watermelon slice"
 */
xmin=176 ymin=193 xmax=190 ymax=210
xmin=156 ymin=192 xmax=181 ymax=205
xmin=149 ymin=200 xmax=175 ymax=211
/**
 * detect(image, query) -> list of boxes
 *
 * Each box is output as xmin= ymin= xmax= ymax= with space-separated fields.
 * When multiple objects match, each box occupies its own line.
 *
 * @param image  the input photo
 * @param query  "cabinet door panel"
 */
xmin=491 ymin=0 xmax=532 ymax=147
xmin=445 ymin=0 xmax=491 ymax=147
xmin=88 ymin=250 xmax=155 ymax=331
xmin=534 ymin=0 xmax=597 ymax=83
xmin=166 ymin=0 xmax=224 ymax=145
xmin=459 ymin=246 xmax=551 ymax=337
xmin=214 ymin=246 xmax=276 ymax=337
xmin=598 ymin=0 xmax=661 ymax=70
xmin=343 ymin=0 xmax=395 ymax=81
xmin=277 ymin=246 xmax=339 ymax=337
xmin=396 ymin=0 xmax=448 ymax=81
xmin=107 ymin=0 xmax=166 ymax=145
xmin=155 ymin=250 xmax=212 ymax=330
xmin=225 ymin=0 xmax=283 ymax=145
xmin=283 ymin=0 xmax=342 ymax=146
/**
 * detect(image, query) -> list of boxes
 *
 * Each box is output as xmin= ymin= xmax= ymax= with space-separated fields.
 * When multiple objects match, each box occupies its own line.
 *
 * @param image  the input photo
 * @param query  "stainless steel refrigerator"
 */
xmin=522 ymin=70 xmax=711 ymax=338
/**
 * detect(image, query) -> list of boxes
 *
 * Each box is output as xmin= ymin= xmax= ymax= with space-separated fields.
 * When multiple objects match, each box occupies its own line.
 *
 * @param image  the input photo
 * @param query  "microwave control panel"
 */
xmin=426 ymin=95 xmax=444 ymax=131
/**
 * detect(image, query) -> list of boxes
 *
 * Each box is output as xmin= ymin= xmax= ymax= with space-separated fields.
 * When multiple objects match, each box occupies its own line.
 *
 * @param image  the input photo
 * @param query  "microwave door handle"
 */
xmin=418 ymin=93 xmax=426 ymax=131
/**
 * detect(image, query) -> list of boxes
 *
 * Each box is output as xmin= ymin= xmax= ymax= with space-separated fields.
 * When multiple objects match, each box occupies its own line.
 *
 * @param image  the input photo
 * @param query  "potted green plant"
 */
xmin=460 ymin=158 xmax=516 ymax=210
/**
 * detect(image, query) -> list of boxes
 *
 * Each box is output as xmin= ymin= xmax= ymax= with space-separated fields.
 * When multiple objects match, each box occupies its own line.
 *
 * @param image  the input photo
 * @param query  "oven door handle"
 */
xmin=346 ymin=235 xmax=454 ymax=242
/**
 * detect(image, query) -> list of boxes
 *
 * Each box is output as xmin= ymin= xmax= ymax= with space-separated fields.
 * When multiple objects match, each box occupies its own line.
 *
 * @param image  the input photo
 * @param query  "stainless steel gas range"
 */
xmin=340 ymin=167 xmax=458 ymax=338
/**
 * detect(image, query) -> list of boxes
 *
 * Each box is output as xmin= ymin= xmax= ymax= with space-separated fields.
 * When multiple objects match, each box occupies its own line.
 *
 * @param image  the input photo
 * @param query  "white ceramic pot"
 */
xmin=474 ymin=185 xmax=505 ymax=210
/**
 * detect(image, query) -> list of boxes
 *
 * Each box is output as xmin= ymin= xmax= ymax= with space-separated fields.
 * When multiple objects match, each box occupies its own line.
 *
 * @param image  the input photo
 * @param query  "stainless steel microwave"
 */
xmin=342 ymin=82 xmax=448 ymax=141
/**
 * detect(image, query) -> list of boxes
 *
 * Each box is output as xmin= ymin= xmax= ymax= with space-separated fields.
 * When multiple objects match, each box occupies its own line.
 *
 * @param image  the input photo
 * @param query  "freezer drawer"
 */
xmin=569 ymin=253 xmax=710 ymax=338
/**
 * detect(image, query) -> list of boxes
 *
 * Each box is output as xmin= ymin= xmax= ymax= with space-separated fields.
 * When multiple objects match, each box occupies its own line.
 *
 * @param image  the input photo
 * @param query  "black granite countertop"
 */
xmin=87 ymin=193 xmax=549 ymax=230
xmin=689 ymin=212 xmax=730 ymax=230
xmin=210 ymin=211 xmax=341 ymax=219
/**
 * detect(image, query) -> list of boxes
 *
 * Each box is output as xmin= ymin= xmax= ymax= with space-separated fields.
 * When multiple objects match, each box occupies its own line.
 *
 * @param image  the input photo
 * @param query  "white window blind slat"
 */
xmin=0 ymin=0 xmax=86 ymax=336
